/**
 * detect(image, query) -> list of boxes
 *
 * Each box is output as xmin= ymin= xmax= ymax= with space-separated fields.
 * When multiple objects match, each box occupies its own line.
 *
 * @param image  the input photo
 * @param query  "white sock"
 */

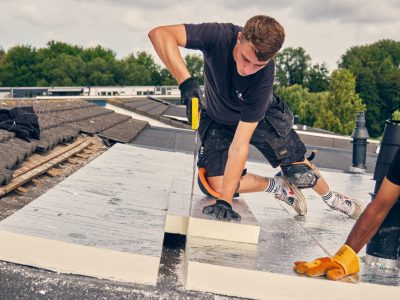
xmin=321 ymin=191 xmax=334 ymax=206
xmin=265 ymin=176 xmax=284 ymax=195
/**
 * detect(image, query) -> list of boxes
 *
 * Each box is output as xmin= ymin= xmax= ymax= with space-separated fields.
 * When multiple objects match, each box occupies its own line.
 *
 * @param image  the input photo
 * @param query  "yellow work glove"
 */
xmin=294 ymin=244 xmax=360 ymax=280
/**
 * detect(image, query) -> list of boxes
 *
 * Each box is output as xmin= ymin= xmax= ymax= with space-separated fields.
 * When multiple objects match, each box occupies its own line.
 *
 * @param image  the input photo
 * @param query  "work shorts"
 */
xmin=197 ymin=110 xmax=307 ymax=177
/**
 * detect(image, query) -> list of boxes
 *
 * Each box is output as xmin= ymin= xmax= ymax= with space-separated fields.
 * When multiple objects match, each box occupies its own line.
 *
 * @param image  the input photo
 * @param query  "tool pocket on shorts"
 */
xmin=273 ymin=131 xmax=306 ymax=164
xmin=264 ymin=95 xmax=293 ymax=137
xmin=269 ymin=135 xmax=293 ymax=161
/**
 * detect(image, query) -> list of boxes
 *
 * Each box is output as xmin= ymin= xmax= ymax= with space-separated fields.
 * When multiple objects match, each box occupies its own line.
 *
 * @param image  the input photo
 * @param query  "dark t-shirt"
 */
xmin=387 ymin=147 xmax=400 ymax=186
xmin=184 ymin=22 xmax=275 ymax=125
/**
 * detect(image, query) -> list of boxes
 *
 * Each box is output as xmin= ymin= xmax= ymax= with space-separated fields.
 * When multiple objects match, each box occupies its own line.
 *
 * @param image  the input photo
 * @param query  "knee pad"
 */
xmin=280 ymin=162 xmax=320 ymax=189
xmin=197 ymin=167 xmax=245 ymax=198
xmin=198 ymin=167 xmax=220 ymax=199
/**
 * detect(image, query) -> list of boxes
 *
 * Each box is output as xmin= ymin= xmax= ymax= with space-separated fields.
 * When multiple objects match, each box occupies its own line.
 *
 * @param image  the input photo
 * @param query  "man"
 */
xmin=294 ymin=147 xmax=400 ymax=280
xmin=148 ymin=15 xmax=364 ymax=221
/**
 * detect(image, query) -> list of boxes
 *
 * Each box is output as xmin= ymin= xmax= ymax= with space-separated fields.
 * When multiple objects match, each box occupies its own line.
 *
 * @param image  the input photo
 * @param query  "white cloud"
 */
xmin=291 ymin=0 xmax=400 ymax=24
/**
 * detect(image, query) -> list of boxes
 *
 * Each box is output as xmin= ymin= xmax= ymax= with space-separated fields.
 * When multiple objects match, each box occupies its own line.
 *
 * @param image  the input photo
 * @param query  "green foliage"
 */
xmin=274 ymin=84 xmax=323 ymax=126
xmin=185 ymin=54 xmax=204 ymax=84
xmin=339 ymin=39 xmax=400 ymax=137
xmin=0 ymin=47 xmax=5 ymax=64
xmin=0 ymin=41 xmax=189 ymax=87
xmin=275 ymin=69 xmax=365 ymax=135
xmin=304 ymin=63 xmax=330 ymax=92
xmin=314 ymin=69 xmax=365 ymax=135
xmin=0 ymin=45 xmax=38 ymax=86
xmin=392 ymin=110 xmax=400 ymax=121
xmin=275 ymin=47 xmax=311 ymax=86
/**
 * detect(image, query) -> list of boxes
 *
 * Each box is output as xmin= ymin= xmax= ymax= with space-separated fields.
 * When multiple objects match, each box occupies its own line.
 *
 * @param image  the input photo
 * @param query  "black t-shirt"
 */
xmin=387 ymin=147 xmax=400 ymax=186
xmin=184 ymin=22 xmax=275 ymax=125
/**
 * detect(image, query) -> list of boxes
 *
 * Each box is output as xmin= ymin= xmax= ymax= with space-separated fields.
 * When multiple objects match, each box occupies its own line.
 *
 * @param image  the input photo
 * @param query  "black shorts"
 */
xmin=197 ymin=110 xmax=307 ymax=177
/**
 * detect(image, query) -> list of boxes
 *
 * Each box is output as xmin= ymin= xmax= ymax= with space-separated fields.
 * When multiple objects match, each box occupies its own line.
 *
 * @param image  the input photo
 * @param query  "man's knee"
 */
xmin=198 ymin=168 xmax=221 ymax=198
xmin=197 ymin=168 xmax=246 ymax=198
xmin=280 ymin=160 xmax=320 ymax=189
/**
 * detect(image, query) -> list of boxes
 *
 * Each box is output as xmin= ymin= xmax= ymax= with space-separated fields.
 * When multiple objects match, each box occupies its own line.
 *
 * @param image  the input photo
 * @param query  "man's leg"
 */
xmin=207 ymin=173 xmax=267 ymax=194
xmin=281 ymin=157 xmax=365 ymax=219
xmin=204 ymin=171 xmax=307 ymax=216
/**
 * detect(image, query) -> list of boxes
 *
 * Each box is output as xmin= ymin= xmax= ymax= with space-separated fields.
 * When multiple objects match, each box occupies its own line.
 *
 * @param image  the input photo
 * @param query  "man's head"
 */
xmin=234 ymin=15 xmax=285 ymax=76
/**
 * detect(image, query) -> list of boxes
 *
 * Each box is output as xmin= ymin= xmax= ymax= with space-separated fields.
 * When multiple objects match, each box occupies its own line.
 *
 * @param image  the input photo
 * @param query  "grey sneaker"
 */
xmin=275 ymin=178 xmax=307 ymax=216
xmin=329 ymin=192 xmax=365 ymax=219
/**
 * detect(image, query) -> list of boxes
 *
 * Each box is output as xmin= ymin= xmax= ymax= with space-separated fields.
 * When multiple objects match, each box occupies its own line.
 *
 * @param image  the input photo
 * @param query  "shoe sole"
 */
xmin=288 ymin=182 xmax=307 ymax=216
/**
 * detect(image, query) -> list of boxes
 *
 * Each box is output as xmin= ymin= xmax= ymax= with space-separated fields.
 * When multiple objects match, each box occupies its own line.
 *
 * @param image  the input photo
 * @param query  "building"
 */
xmin=0 ymin=86 xmax=180 ymax=99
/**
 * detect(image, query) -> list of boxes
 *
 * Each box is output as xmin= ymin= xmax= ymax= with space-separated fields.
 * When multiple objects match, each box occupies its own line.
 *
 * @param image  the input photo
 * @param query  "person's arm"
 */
xmin=219 ymin=121 xmax=258 ymax=204
xmin=148 ymin=25 xmax=190 ymax=84
xmin=202 ymin=121 xmax=257 ymax=221
xmin=345 ymin=177 xmax=400 ymax=252
xmin=294 ymin=176 xmax=400 ymax=280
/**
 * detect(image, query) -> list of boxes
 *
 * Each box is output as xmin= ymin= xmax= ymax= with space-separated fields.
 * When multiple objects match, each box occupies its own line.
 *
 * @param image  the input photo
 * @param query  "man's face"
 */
xmin=234 ymin=32 xmax=269 ymax=76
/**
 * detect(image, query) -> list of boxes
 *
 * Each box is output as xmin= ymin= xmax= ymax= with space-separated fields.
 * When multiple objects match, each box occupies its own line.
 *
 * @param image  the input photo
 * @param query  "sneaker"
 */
xmin=329 ymin=192 xmax=365 ymax=219
xmin=275 ymin=178 xmax=307 ymax=216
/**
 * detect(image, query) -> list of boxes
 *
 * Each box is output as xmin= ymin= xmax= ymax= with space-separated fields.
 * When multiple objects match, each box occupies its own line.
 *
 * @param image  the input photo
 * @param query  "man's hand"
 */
xmin=202 ymin=199 xmax=241 ymax=221
xmin=294 ymin=244 xmax=360 ymax=280
xmin=179 ymin=77 xmax=203 ymax=125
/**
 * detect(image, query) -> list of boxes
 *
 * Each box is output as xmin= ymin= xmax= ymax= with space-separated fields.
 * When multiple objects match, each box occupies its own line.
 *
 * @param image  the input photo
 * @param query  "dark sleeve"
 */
xmin=387 ymin=147 xmax=400 ymax=186
xmin=184 ymin=23 xmax=222 ymax=53
xmin=240 ymin=61 xmax=275 ymax=123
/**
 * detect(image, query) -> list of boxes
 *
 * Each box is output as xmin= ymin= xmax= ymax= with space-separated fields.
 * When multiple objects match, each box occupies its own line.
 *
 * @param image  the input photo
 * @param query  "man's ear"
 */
xmin=237 ymin=32 xmax=242 ymax=43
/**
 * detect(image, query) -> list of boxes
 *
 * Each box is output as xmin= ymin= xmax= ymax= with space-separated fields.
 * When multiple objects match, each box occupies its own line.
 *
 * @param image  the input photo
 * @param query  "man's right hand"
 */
xmin=178 ymin=77 xmax=203 ymax=125
xmin=202 ymin=199 xmax=241 ymax=221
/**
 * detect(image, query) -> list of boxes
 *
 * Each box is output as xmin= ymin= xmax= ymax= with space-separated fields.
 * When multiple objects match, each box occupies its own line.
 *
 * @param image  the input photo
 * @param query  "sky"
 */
xmin=0 ymin=0 xmax=399 ymax=70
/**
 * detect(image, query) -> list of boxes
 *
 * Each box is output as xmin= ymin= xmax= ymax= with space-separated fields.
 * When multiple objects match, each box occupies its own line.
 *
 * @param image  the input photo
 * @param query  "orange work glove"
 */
xmin=294 ymin=244 xmax=360 ymax=280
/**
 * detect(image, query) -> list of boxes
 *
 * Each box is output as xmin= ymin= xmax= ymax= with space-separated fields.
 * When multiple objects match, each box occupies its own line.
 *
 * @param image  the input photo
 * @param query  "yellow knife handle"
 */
xmin=191 ymin=97 xmax=199 ymax=130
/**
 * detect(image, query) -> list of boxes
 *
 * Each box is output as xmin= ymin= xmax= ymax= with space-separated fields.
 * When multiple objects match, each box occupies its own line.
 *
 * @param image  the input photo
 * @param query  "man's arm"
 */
xmin=148 ymin=25 xmax=190 ymax=84
xmin=219 ymin=121 xmax=258 ymax=204
xmin=345 ymin=177 xmax=400 ymax=252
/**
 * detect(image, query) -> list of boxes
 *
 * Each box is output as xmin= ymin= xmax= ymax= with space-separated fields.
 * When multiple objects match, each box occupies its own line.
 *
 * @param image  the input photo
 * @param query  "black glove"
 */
xmin=202 ymin=199 xmax=241 ymax=221
xmin=179 ymin=77 xmax=203 ymax=125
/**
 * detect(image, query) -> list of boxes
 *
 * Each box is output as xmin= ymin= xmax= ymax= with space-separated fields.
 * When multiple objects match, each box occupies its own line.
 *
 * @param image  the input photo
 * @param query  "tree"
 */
xmin=392 ymin=110 xmax=400 ymax=121
xmin=40 ymin=40 xmax=82 ymax=58
xmin=35 ymin=53 xmax=86 ymax=86
xmin=134 ymin=51 xmax=163 ymax=85
xmin=378 ymin=68 xmax=400 ymax=119
xmin=314 ymin=69 xmax=366 ymax=135
xmin=0 ymin=47 xmax=5 ymax=63
xmin=159 ymin=68 xmax=176 ymax=85
xmin=304 ymin=62 xmax=330 ymax=92
xmin=339 ymin=39 xmax=400 ymax=137
xmin=185 ymin=54 xmax=204 ymax=84
xmin=274 ymin=84 xmax=327 ymax=127
xmin=0 ymin=45 xmax=38 ymax=86
xmin=118 ymin=54 xmax=152 ymax=86
xmin=275 ymin=47 xmax=311 ymax=86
